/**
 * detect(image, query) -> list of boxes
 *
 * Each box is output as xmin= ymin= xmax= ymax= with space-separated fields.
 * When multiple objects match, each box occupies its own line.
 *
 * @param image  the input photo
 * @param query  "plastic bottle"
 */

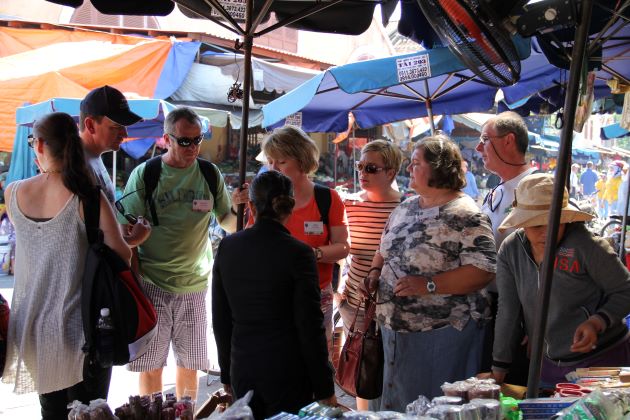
xmin=96 ymin=307 xmax=115 ymax=368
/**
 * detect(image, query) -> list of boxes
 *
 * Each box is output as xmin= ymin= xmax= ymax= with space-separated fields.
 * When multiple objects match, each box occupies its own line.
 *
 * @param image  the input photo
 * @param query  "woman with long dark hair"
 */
xmin=1 ymin=112 xmax=130 ymax=419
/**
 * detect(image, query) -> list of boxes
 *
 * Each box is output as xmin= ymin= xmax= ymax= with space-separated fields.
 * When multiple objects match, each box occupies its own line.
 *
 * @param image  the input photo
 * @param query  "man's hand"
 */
xmin=124 ymin=216 xmax=151 ymax=247
xmin=571 ymin=318 xmax=602 ymax=353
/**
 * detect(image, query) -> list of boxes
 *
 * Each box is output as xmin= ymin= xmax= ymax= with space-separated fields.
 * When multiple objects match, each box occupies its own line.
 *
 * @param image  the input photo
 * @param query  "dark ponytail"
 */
xmin=32 ymin=112 xmax=95 ymax=199
xmin=249 ymin=170 xmax=295 ymax=221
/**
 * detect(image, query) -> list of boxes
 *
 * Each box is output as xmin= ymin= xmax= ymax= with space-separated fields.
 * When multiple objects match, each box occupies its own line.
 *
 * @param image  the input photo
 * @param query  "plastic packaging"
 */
xmin=468 ymin=399 xmax=501 ymax=420
xmin=425 ymin=404 xmax=464 ymax=420
xmin=406 ymin=395 xmax=433 ymax=415
xmin=441 ymin=382 xmax=470 ymax=401
xmin=207 ymin=389 xmax=254 ymax=420
xmin=95 ymin=308 xmax=114 ymax=368
xmin=554 ymin=389 xmax=622 ymax=419
xmin=432 ymin=396 xmax=464 ymax=406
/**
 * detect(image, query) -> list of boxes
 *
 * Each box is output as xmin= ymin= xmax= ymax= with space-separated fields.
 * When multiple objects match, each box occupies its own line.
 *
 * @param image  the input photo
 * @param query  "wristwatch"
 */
xmin=426 ymin=276 xmax=436 ymax=294
xmin=314 ymin=247 xmax=323 ymax=261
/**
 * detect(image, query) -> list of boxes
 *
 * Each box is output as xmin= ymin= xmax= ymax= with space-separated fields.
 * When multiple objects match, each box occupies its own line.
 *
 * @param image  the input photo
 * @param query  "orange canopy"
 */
xmin=0 ymin=27 xmax=172 ymax=151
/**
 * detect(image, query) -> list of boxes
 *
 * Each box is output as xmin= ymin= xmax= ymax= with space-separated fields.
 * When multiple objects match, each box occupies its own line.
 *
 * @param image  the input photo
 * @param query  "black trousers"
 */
xmin=38 ymin=365 xmax=112 ymax=420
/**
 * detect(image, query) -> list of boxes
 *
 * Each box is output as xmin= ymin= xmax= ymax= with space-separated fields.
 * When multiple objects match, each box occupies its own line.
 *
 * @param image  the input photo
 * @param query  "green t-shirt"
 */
xmin=119 ymin=159 xmax=231 ymax=293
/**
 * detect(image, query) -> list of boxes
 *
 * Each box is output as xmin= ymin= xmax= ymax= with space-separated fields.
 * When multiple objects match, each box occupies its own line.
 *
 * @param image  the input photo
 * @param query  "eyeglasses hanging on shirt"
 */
xmin=483 ymin=182 xmax=505 ymax=213
xmin=115 ymin=188 xmax=144 ymax=224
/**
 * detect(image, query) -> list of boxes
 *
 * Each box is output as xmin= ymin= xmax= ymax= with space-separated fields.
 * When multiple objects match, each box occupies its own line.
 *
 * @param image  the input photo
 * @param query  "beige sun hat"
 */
xmin=498 ymin=173 xmax=594 ymax=232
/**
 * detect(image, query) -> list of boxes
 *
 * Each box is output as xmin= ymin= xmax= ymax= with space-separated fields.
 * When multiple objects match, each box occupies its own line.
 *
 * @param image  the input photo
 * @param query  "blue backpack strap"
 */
xmin=313 ymin=184 xmax=332 ymax=228
xmin=143 ymin=157 xmax=162 ymax=226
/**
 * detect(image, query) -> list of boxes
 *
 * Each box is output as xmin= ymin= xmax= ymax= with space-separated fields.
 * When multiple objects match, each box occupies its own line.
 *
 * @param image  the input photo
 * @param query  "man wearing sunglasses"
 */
xmin=119 ymin=107 xmax=244 ymax=402
xmin=475 ymin=111 xmax=534 ymax=385
xmin=80 ymin=85 xmax=152 ymax=247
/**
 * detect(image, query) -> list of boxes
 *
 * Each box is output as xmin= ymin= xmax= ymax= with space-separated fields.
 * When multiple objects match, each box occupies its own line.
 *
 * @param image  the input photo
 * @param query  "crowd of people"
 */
xmin=2 ymin=87 xmax=630 ymax=420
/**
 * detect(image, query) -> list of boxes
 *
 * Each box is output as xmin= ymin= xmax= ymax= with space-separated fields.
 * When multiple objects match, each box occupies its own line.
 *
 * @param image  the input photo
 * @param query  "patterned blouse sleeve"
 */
xmin=459 ymin=210 xmax=497 ymax=273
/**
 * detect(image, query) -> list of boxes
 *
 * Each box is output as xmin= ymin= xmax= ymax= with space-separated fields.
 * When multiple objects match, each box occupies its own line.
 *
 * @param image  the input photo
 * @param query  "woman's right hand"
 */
xmin=319 ymin=394 xmax=338 ymax=407
xmin=360 ymin=273 xmax=380 ymax=297
xmin=477 ymin=370 xmax=506 ymax=384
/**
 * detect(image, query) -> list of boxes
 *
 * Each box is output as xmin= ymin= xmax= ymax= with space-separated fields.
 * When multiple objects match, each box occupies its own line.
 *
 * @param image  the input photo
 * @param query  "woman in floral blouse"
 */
xmin=365 ymin=135 xmax=496 ymax=410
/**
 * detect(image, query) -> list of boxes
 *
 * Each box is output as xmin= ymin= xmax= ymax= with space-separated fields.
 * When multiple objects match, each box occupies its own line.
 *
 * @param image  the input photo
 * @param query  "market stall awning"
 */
xmin=0 ymin=25 xmax=200 ymax=151
xmin=8 ymin=97 xmax=221 ymax=184
xmin=601 ymin=123 xmax=630 ymax=140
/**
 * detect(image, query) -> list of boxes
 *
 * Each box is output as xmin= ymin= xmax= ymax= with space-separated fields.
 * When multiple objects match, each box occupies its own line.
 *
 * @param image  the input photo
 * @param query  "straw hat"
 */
xmin=498 ymin=173 xmax=594 ymax=232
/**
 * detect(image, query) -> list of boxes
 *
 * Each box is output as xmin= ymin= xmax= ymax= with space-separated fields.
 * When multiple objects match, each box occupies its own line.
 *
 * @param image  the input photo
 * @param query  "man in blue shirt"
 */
xmin=580 ymin=161 xmax=599 ymax=196
xmin=461 ymin=160 xmax=479 ymax=201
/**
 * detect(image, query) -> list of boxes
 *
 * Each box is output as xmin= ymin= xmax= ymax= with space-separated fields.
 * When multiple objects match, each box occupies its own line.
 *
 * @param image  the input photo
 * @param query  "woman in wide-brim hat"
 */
xmin=490 ymin=173 xmax=630 ymax=386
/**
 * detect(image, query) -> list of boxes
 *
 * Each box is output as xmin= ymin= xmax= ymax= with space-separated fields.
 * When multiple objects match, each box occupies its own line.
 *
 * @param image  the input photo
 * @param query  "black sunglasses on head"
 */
xmin=168 ymin=133 xmax=203 ymax=147
xmin=115 ymin=188 xmax=144 ymax=224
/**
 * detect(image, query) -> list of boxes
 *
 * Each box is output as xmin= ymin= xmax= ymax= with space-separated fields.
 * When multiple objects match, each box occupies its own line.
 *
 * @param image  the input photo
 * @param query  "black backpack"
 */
xmin=81 ymin=187 xmax=158 ymax=368
xmin=143 ymin=156 xmax=219 ymax=226
xmin=313 ymin=183 xmax=332 ymax=228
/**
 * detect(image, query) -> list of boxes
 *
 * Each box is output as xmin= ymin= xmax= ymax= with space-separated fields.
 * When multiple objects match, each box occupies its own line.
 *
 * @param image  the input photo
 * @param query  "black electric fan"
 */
xmin=416 ymin=0 xmax=579 ymax=87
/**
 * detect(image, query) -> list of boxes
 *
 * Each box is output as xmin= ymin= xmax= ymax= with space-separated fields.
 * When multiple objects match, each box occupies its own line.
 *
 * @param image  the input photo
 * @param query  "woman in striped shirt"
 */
xmin=338 ymin=140 xmax=403 ymax=409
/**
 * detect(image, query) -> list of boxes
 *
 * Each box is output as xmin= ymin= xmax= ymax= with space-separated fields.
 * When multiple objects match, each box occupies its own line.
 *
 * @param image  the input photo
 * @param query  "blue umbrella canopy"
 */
xmin=262 ymin=37 xmax=530 ymax=133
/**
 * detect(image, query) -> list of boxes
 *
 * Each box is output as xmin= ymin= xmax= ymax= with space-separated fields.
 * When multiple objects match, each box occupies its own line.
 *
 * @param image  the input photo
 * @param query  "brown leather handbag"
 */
xmin=335 ymin=289 xmax=383 ymax=399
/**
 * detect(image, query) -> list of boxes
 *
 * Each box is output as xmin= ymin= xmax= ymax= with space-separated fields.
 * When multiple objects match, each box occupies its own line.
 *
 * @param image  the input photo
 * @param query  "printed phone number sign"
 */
xmin=211 ymin=0 xmax=246 ymax=20
xmin=285 ymin=112 xmax=303 ymax=127
xmin=396 ymin=54 xmax=431 ymax=83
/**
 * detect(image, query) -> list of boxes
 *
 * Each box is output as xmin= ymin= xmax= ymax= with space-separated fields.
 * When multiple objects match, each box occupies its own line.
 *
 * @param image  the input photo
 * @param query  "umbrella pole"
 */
xmin=112 ymin=151 xmax=117 ymax=192
xmin=424 ymin=80 xmax=436 ymax=135
xmin=526 ymin=0 xmax=594 ymax=398
xmin=236 ymin=0 xmax=254 ymax=231
xmin=334 ymin=143 xmax=338 ymax=186
xmin=353 ymin=129 xmax=357 ymax=193
xmin=619 ymin=176 xmax=630 ymax=259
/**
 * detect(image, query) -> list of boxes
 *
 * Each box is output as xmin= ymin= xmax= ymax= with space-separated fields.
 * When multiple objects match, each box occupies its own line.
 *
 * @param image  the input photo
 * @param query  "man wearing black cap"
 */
xmin=80 ymin=85 xmax=151 ymax=246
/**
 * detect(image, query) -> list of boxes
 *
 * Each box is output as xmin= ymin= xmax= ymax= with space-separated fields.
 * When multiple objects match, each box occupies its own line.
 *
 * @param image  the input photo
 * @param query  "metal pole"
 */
xmin=619 ymin=175 xmax=630 ymax=259
xmin=334 ymin=143 xmax=338 ymax=186
xmin=353 ymin=128 xmax=357 ymax=193
xmin=526 ymin=0 xmax=594 ymax=398
xmin=423 ymin=80 xmax=436 ymax=135
xmin=112 ymin=150 xmax=117 ymax=191
xmin=236 ymin=0 xmax=254 ymax=231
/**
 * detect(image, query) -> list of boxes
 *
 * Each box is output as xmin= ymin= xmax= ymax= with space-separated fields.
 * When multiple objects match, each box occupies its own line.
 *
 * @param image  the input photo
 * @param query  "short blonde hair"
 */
xmin=262 ymin=125 xmax=320 ymax=174
xmin=361 ymin=139 xmax=403 ymax=179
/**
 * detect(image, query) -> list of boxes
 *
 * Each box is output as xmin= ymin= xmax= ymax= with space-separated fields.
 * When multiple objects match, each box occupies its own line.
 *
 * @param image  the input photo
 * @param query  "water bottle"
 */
xmin=96 ymin=307 xmax=115 ymax=368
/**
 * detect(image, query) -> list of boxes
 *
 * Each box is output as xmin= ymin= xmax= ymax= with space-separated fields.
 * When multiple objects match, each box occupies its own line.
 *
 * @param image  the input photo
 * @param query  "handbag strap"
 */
xmin=347 ymin=303 xmax=362 ymax=334
xmin=360 ymin=277 xmax=379 ymax=333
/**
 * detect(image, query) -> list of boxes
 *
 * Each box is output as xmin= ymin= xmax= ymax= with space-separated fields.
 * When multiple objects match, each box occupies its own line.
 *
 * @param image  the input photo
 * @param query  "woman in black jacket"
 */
xmin=212 ymin=170 xmax=337 ymax=419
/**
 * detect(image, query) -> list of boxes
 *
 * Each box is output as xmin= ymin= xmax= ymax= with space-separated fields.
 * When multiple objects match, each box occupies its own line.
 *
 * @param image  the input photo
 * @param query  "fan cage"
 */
xmin=418 ymin=0 xmax=521 ymax=87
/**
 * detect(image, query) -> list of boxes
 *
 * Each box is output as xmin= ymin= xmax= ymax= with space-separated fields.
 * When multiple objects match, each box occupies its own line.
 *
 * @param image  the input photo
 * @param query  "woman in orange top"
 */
xmin=262 ymin=126 xmax=349 ymax=352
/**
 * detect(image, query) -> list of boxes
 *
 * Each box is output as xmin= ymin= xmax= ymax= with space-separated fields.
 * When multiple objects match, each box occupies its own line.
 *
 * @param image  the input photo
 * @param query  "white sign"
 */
xmin=211 ymin=0 xmax=246 ymax=20
xmin=285 ymin=112 xmax=303 ymax=127
xmin=396 ymin=54 xmax=431 ymax=83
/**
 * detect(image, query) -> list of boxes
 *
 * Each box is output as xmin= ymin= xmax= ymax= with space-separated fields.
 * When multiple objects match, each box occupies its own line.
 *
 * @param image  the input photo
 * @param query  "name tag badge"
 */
xmin=418 ymin=207 xmax=439 ymax=221
xmin=304 ymin=221 xmax=324 ymax=235
xmin=192 ymin=199 xmax=212 ymax=212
